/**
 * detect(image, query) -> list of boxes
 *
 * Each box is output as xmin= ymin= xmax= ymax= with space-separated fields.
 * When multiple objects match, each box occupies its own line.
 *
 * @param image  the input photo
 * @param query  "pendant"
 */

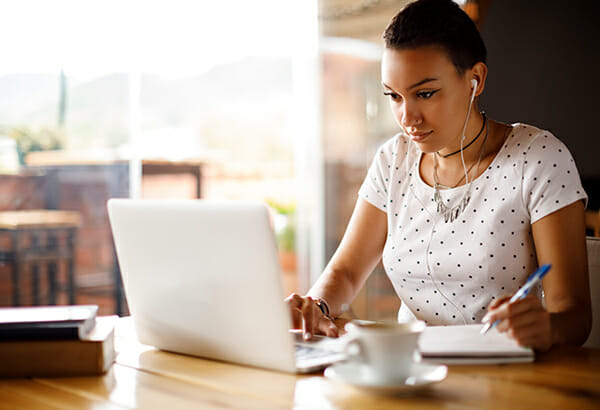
xmin=434 ymin=185 xmax=471 ymax=223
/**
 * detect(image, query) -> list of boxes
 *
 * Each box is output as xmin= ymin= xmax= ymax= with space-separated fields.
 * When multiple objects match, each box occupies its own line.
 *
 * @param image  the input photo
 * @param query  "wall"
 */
xmin=480 ymin=0 xmax=600 ymax=206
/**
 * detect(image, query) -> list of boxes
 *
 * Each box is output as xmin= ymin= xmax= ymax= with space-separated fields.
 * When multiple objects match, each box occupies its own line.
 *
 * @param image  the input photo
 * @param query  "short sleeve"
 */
xmin=521 ymin=132 xmax=587 ymax=224
xmin=358 ymin=137 xmax=399 ymax=213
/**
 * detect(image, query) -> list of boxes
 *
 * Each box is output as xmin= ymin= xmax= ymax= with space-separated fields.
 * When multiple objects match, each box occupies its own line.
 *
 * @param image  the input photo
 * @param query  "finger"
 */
xmin=287 ymin=294 xmax=315 ymax=331
xmin=318 ymin=317 xmax=339 ymax=338
xmin=501 ymin=296 xmax=544 ymax=326
xmin=285 ymin=292 xmax=302 ymax=309
xmin=488 ymin=295 xmax=511 ymax=310
xmin=483 ymin=295 xmax=540 ymax=325
xmin=493 ymin=297 xmax=545 ymax=333
xmin=508 ymin=317 xmax=552 ymax=350
xmin=510 ymin=321 xmax=548 ymax=345
xmin=495 ymin=307 xmax=542 ymax=334
xmin=285 ymin=293 xmax=305 ymax=329
xmin=334 ymin=317 xmax=350 ymax=333
xmin=510 ymin=294 xmax=543 ymax=312
xmin=300 ymin=297 xmax=316 ymax=339
xmin=503 ymin=304 xmax=550 ymax=341
xmin=482 ymin=296 xmax=511 ymax=324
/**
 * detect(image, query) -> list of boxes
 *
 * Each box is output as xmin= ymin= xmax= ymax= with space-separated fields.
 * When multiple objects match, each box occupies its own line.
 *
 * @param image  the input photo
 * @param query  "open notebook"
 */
xmin=418 ymin=324 xmax=534 ymax=364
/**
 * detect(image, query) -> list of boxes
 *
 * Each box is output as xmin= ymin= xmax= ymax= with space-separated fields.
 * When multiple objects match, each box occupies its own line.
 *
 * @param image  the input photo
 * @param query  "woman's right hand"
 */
xmin=285 ymin=293 xmax=339 ymax=340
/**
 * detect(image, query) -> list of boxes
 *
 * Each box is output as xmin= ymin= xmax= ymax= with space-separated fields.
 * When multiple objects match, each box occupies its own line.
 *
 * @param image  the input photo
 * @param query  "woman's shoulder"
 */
xmin=371 ymin=132 xmax=411 ymax=159
xmin=509 ymin=123 xmax=586 ymax=221
xmin=379 ymin=132 xmax=409 ymax=150
xmin=509 ymin=123 xmax=566 ymax=148
xmin=502 ymin=123 xmax=572 ymax=159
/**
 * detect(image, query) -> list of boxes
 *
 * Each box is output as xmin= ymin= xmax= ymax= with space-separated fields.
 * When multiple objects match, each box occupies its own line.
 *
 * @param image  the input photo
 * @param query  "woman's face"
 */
xmin=381 ymin=46 xmax=475 ymax=154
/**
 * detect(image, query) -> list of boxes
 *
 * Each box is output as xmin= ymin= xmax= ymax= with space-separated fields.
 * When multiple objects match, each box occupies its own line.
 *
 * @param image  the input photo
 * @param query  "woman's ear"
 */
xmin=470 ymin=61 xmax=488 ymax=97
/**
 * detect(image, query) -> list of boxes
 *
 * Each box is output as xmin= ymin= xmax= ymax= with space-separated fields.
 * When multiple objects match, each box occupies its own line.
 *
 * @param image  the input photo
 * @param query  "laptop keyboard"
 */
xmin=295 ymin=344 xmax=339 ymax=361
xmin=291 ymin=332 xmax=347 ymax=371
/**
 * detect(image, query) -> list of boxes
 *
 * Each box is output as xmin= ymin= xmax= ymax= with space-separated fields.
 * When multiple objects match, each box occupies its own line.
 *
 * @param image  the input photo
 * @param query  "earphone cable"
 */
xmin=404 ymin=140 xmax=468 ymax=324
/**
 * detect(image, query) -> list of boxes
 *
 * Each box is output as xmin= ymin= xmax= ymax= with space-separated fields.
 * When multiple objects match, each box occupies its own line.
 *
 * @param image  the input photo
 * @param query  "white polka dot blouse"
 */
xmin=358 ymin=123 xmax=587 ymax=325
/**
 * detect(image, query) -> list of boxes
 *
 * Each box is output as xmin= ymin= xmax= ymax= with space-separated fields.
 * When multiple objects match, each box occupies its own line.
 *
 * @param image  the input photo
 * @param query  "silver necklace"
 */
xmin=433 ymin=120 xmax=489 ymax=223
xmin=434 ymin=151 xmax=481 ymax=189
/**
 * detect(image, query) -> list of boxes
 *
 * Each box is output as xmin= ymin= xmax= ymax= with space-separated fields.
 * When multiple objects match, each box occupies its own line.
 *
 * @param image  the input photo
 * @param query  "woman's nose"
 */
xmin=398 ymin=102 xmax=422 ymax=130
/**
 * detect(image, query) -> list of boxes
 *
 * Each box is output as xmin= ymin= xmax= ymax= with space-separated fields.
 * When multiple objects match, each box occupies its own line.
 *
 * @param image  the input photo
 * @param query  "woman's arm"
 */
xmin=308 ymin=197 xmax=388 ymax=314
xmin=483 ymin=200 xmax=592 ymax=350
xmin=532 ymin=199 xmax=591 ymax=346
xmin=286 ymin=197 xmax=387 ymax=338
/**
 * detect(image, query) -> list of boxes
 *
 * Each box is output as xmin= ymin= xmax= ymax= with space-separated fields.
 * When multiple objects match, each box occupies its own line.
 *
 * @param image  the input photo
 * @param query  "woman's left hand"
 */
xmin=482 ymin=295 xmax=553 ymax=351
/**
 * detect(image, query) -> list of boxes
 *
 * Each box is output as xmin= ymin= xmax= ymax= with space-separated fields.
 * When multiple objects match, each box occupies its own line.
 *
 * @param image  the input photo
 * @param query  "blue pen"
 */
xmin=480 ymin=264 xmax=552 ymax=335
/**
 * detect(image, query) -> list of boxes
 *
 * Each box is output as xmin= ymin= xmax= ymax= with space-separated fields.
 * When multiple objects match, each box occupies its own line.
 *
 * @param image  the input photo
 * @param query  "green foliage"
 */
xmin=6 ymin=126 xmax=64 ymax=164
xmin=267 ymin=199 xmax=296 ymax=252
xmin=277 ymin=223 xmax=296 ymax=253
xmin=267 ymin=199 xmax=295 ymax=215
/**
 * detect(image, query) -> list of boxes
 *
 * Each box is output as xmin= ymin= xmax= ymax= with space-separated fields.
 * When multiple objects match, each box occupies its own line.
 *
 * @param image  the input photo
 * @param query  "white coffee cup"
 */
xmin=343 ymin=320 xmax=426 ymax=383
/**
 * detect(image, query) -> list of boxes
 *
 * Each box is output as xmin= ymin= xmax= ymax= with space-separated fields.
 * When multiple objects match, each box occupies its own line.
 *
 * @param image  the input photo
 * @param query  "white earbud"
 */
xmin=461 ymin=79 xmax=479 ymax=143
xmin=470 ymin=79 xmax=478 ymax=102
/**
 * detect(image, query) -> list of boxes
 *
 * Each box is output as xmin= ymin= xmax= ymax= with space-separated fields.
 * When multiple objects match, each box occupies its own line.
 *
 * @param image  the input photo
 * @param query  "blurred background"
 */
xmin=0 ymin=0 xmax=598 ymax=321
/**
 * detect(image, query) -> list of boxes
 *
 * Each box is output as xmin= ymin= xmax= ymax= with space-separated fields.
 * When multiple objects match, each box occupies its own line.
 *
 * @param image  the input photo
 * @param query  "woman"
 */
xmin=286 ymin=0 xmax=591 ymax=351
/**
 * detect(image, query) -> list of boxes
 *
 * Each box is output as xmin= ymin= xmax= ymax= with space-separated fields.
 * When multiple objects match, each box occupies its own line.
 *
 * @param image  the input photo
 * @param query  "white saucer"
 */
xmin=324 ymin=361 xmax=447 ymax=395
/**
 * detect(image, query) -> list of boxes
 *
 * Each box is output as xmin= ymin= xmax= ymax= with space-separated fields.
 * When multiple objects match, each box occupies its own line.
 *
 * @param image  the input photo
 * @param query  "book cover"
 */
xmin=0 ymin=305 xmax=98 ymax=340
xmin=0 ymin=315 xmax=117 ymax=377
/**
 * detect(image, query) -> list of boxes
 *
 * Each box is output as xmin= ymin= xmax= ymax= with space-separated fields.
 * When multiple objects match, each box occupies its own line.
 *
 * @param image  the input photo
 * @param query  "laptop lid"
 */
xmin=107 ymin=199 xmax=298 ymax=373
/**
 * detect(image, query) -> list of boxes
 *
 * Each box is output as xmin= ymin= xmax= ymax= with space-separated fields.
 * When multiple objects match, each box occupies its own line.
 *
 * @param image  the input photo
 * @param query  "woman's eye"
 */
xmin=384 ymin=92 xmax=401 ymax=101
xmin=417 ymin=90 xmax=439 ymax=99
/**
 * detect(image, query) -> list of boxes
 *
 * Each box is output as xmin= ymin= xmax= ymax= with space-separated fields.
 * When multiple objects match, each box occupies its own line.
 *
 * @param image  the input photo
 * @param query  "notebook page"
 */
xmin=418 ymin=324 xmax=533 ymax=358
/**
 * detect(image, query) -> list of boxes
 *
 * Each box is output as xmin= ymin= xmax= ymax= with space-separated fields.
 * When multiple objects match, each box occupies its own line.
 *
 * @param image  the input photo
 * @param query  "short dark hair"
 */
xmin=383 ymin=0 xmax=487 ymax=75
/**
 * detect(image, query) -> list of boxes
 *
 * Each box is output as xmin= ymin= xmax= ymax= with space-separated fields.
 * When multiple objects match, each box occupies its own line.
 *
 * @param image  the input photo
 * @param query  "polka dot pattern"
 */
xmin=358 ymin=124 xmax=587 ymax=325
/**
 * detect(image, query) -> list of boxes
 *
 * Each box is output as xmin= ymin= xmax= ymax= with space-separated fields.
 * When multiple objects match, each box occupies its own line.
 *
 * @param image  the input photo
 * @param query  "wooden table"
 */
xmin=1 ymin=318 xmax=599 ymax=409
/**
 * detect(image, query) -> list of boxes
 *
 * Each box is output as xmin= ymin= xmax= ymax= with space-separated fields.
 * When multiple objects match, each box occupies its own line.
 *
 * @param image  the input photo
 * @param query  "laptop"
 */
xmin=107 ymin=199 xmax=345 ymax=373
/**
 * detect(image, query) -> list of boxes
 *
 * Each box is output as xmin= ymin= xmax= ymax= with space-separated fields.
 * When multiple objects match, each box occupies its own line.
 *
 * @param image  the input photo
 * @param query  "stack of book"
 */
xmin=0 ymin=305 xmax=117 ymax=377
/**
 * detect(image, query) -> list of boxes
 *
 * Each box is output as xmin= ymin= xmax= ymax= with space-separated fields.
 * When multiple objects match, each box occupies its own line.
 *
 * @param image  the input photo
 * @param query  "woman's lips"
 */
xmin=408 ymin=131 xmax=432 ymax=142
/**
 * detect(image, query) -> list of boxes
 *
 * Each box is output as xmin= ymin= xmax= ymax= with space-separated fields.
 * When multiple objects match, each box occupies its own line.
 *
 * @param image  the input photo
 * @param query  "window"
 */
xmin=0 ymin=0 xmax=319 ymax=313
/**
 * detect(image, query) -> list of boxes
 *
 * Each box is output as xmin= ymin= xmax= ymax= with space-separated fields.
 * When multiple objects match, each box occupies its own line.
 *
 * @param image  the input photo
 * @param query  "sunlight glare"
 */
xmin=0 ymin=0 xmax=295 ymax=80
